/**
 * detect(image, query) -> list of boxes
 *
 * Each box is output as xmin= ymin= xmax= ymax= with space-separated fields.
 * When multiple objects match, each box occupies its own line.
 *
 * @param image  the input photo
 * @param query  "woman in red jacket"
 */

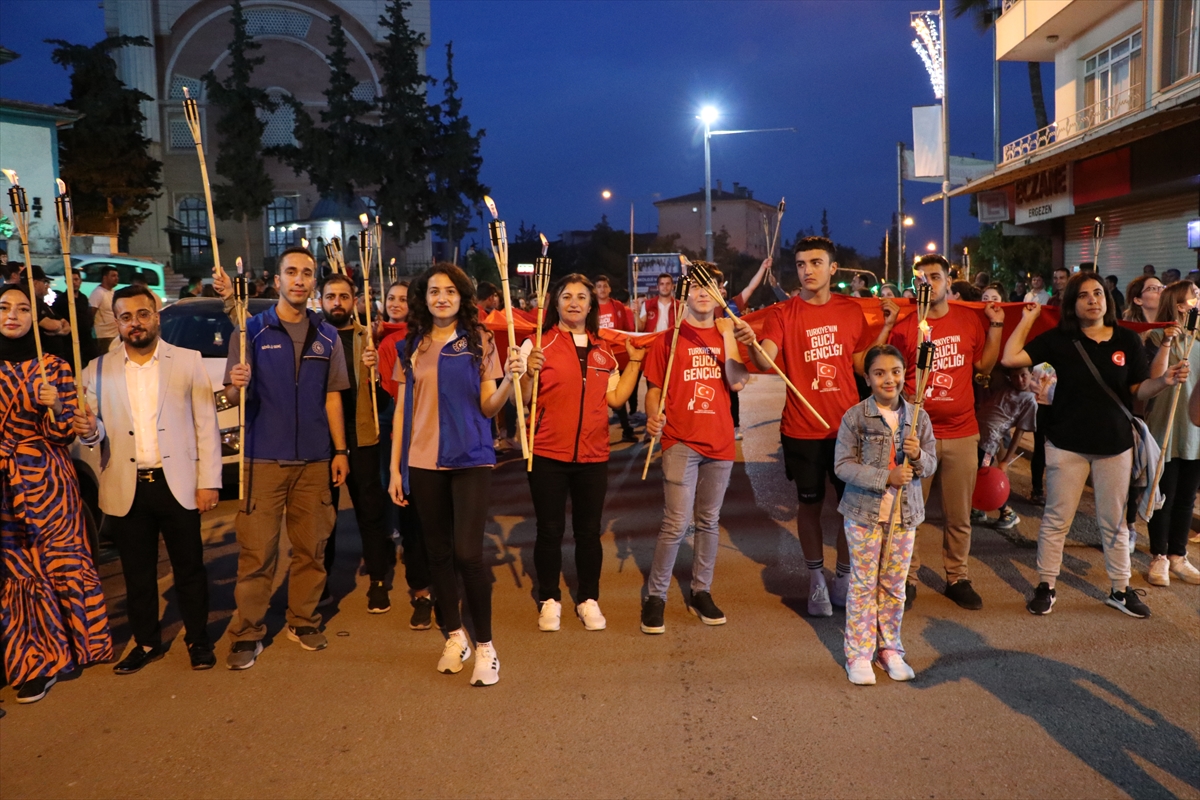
xmin=521 ymin=274 xmax=646 ymax=632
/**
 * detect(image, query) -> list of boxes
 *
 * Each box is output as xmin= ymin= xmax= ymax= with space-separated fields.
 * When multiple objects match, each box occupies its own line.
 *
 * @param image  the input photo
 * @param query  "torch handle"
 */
xmin=1149 ymin=331 xmax=1197 ymax=500
xmin=643 ymin=298 xmax=687 ymax=480
xmin=526 ymin=308 xmax=547 ymax=473
xmin=237 ymin=295 xmax=247 ymax=502
xmin=56 ymin=204 xmax=83 ymax=382
xmin=885 ymin=370 xmax=931 ymax=533
xmin=18 ymin=241 xmax=47 ymax=386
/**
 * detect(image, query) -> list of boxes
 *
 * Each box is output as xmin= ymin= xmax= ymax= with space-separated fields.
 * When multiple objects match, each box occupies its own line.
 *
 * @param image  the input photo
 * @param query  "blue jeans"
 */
xmin=647 ymin=444 xmax=733 ymax=598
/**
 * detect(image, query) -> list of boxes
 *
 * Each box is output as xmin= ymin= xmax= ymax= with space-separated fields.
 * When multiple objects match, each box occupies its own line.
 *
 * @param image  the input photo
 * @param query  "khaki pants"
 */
xmin=228 ymin=461 xmax=335 ymax=642
xmin=908 ymin=434 xmax=979 ymax=584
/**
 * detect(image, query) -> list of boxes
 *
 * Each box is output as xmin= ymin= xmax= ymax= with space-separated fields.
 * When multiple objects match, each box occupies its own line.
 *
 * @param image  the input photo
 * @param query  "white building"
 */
xmin=956 ymin=0 xmax=1200 ymax=283
xmin=103 ymin=0 xmax=432 ymax=276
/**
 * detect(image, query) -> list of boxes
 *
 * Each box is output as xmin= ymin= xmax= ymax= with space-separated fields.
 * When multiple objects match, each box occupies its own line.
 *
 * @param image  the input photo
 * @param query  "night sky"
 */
xmin=0 ymin=0 xmax=1045 ymax=258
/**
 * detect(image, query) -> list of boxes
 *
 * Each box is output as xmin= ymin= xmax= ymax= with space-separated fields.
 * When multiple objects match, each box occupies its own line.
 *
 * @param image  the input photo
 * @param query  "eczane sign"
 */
xmin=1014 ymin=163 xmax=1074 ymax=225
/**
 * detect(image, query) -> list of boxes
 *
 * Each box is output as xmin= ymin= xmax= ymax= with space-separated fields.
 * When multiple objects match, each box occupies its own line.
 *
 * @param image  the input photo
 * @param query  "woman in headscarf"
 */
xmin=0 ymin=284 xmax=113 ymax=705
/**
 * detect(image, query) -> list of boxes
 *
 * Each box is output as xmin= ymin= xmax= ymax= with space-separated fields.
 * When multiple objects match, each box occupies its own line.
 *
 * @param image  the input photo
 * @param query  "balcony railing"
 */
xmin=1001 ymin=85 xmax=1143 ymax=164
xmin=1001 ymin=0 xmax=1019 ymax=14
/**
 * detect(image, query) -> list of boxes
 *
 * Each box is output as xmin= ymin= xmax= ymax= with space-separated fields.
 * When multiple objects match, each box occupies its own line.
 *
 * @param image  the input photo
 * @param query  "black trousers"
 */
xmin=1147 ymin=458 xmax=1200 ymax=557
xmin=730 ymin=389 xmax=741 ymax=428
xmin=1031 ymin=429 xmax=1046 ymax=494
xmin=408 ymin=466 xmax=493 ymax=642
xmin=112 ymin=473 xmax=209 ymax=648
xmin=528 ymin=456 xmax=609 ymax=603
xmin=323 ymin=443 xmax=394 ymax=582
xmin=396 ymin=501 xmax=432 ymax=592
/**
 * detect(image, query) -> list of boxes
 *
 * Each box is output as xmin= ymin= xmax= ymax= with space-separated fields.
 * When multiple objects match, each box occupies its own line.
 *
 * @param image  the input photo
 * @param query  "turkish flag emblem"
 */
xmin=817 ymin=363 xmax=837 ymax=379
xmin=1112 ymin=351 xmax=1126 ymax=366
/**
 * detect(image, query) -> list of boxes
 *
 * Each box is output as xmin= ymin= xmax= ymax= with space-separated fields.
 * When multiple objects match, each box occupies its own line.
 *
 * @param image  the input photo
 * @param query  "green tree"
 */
xmin=48 ymin=35 xmax=163 ymax=247
xmin=275 ymin=15 xmax=375 ymax=241
xmin=976 ymin=223 xmax=1052 ymax=290
xmin=202 ymin=0 xmax=274 ymax=268
xmin=428 ymin=41 xmax=487 ymax=262
xmin=373 ymin=0 xmax=436 ymax=263
xmin=954 ymin=0 xmax=1049 ymax=129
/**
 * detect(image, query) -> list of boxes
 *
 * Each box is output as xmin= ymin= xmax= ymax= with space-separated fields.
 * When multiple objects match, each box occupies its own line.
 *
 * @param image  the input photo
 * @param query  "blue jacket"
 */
xmin=397 ymin=330 xmax=496 ymax=494
xmin=244 ymin=306 xmax=339 ymax=462
xmin=834 ymin=396 xmax=939 ymax=529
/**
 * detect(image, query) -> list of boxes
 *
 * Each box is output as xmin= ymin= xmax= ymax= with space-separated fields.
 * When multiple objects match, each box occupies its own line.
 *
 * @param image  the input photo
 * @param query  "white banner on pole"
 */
xmin=902 ymin=147 xmax=994 ymax=186
xmin=911 ymin=105 xmax=943 ymax=179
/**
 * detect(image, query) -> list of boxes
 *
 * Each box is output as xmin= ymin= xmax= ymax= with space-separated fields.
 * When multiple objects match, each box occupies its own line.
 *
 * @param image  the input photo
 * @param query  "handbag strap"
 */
xmin=1072 ymin=339 xmax=1134 ymax=423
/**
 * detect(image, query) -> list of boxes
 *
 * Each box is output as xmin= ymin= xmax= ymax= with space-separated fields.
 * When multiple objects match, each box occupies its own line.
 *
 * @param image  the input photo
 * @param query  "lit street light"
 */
xmin=926 ymin=241 xmax=937 ymax=253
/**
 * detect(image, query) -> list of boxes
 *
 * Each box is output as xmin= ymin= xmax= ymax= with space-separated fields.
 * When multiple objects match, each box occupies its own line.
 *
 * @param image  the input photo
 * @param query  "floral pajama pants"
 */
xmin=843 ymin=519 xmax=916 ymax=664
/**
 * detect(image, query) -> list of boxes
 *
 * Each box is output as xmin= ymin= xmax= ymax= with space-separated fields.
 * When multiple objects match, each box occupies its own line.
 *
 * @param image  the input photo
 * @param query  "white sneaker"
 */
xmin=471 ymin=642 xmax=499 ymax=686
xmin=437 ymin=631 xmax=471 ymax=674
xmin=537 ymin=599 xmax=561 ymax=632
xmin=1169 ymin=555 xmax=1200 ymax=585
xmin=875 ymin=650 xmax=916 ymax=682
xmin=830 ymin=572 xmax=850 ymax=607
xmin=808 ymin=574 xmax=833 ymax=617
xmin=1147 ymin=554 xmax=1170 ymax=587
xmin=845 ymin=658 xmax=876 ymax=685
xmin=734 ymin=427 xmax=744 ymax=441
xmin=575 ymin=599 xmax=607 ymax=631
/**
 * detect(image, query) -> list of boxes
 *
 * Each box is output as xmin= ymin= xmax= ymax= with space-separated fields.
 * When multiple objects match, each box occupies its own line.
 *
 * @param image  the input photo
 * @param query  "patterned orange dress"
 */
xmin=1 ymin=355 xmax=113 ymax=685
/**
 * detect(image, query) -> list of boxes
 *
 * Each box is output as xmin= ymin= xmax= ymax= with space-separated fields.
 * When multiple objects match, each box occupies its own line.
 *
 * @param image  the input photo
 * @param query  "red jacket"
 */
xmin=643 ymin=296 xmax=677 ymax=333
xmin=529 ymin=328 xmax=619 ymax=463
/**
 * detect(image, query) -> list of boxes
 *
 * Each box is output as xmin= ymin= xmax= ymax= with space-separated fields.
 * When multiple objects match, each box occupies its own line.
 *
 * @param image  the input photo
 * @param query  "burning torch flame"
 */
xmin=359 ymin=213 xmax=369 ymax=229
xmin=539 ymin=232 xmax=548 ymax=256
xmin=389 ymin=257 xmax=396 ymax=266
xmin=236 ymin=256 xmax=244 ymax=275
xmin=301 ymin=237 xmax=309 ymax=249
xmin=1 ymin=169 xmax=18 ymax=186
xmin=55 ymin=179 xmax=67 ymax=195
xmin=483 ymin=195 xmax=498 ymax=220
xmin=778 ymin=198 xmax=786 ymax=213
xmin=182 ymin=86 xmax=191 ymax=99
xmin=918 ymin=319 xmax=932 ymax=342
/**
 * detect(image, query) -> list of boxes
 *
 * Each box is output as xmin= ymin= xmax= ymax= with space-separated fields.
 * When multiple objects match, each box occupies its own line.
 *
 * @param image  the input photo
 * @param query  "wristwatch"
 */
xmin=991 ymin=322 xmax=1004 ymax=328
xmin=333 ymin=449 xmax=350 ymax=456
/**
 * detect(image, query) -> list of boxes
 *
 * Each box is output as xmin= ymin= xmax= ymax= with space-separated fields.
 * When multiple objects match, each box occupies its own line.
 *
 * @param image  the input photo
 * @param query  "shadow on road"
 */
xmin=916 ymin=618 xmax=1200 ymax=799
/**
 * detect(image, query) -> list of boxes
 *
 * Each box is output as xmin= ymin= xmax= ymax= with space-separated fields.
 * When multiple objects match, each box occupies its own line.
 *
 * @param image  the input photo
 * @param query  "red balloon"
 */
xmin=973 ymin=466 xmax=1010 ymax=512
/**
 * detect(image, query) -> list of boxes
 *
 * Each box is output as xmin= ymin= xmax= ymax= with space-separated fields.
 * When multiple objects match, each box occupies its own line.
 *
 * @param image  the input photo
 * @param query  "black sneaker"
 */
xmin=1027 ymin=582 xmax=1056 ymax=615
xmin=16 ymin=675 xmax=56 ymax=704
xmin=640 ymin=596 xmax=666 ymax=634
xmin=689 ymin=591 xmax=727 ymax=626
xmin=112 ymin=643 xmax=166 ymax=675
xmin=621 ymin=429 xmax=638 ymax=443
xmin=409 ymin=596 xmax=435 ymax=630
xmin=367 ymin=581 xmax=391 ymax=614
xmin=904 ymin=583 xmax=917 ymax=611
xmin=945 ymin=579 xmax=983 ymax=610
xmin=1105 ymin=587 xmax=1151 ymax=618
xmin=188 ymin=643 xmax=216 ymax=670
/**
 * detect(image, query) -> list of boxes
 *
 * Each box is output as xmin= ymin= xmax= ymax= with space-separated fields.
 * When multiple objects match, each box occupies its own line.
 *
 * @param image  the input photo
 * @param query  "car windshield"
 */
xmin=46 ymin=259 xmax=163 ymax=286
xmin=159 ymin=300 xmax=274 ymax=358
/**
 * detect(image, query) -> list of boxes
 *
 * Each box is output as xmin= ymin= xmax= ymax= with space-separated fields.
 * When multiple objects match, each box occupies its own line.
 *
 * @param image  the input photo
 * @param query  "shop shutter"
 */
xmin=1064 ymin=193 xmax=1198 ymax=285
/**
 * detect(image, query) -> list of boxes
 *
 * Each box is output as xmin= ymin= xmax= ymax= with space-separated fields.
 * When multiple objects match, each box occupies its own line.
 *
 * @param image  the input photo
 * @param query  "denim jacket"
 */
xmin=834 ymin=396 xmax=938 ymax=530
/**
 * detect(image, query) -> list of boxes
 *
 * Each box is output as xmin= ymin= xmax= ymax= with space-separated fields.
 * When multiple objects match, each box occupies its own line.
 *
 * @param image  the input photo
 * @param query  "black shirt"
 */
xmin=1024 ymin=325 xmax=1149 ymax=455
xmin=338 ymin=328 xmax=358 ymax=449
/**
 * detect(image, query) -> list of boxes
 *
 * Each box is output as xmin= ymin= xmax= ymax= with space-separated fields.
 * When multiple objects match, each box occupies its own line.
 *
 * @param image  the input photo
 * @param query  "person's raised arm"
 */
xmin=607 ymin=338 xmax=646 ymax=407
xmin=718 ymin=317 xmax=750 ymax=392
xmin=734 ymin=257 xmax=772 ymax=310
xmin=1134 ymin=360 xmax=1190 ymax=401
xmin=976 ymin=303 xmax=1005 ymax=375
xmin=1001 ymin=303 xmax=1040 ymax=369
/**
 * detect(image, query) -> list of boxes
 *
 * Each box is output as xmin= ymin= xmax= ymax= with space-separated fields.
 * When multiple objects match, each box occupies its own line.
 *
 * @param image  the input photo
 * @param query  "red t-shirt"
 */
xmin=888 ymin=303 xmax=986 ymax=439
xmin=644 ymin=321 xmax=735 ymax=461
xmin=597 ymin=299 xmax=632 ymax=331
xmin=761 ymin=294 xmax=874 ymax=440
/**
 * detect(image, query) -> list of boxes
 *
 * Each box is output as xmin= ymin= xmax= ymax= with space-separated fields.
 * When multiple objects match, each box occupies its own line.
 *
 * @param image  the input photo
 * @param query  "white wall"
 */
xmin=1053 ymin=1 xmax=1144 ymax=120
xmin=0 ymin=120 xmax=61 ymax=259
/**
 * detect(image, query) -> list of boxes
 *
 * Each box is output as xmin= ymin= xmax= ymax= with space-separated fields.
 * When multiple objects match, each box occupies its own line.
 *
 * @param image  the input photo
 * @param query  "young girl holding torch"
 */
xmin=640 ymin=266 xmax=751 ymax=634
xmin=834 ymin=344 xmax=937 ymax=685
xmin=387 ymin=264 xmax=523 ymax=686
xmin=518 ymin=274 xmax=646 ymax=633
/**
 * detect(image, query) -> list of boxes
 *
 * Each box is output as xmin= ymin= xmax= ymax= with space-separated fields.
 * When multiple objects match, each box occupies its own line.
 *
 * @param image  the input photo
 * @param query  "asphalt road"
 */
xmin=2 ymin=376 xmax=1198 ymax=799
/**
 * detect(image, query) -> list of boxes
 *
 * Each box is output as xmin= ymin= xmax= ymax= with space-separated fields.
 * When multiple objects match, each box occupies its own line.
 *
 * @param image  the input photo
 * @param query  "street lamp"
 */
xmin=926 ymin=241 xmax=937 ymax=253
xmin=600 ymin=189 xmax=636 ymax=255
xmin=697 ymin=105 xmax=796 ymax=262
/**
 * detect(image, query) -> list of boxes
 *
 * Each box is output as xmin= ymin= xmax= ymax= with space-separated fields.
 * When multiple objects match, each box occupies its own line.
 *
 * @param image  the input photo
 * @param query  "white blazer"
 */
xmin=81 ymin=339 xmax=223 ymax=515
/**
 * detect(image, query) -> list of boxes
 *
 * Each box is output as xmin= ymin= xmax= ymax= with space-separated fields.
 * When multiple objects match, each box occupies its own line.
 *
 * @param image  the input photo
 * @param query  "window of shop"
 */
xmin=1160 ymin=0 xmax=1200 ymax=88
xmin=266 ymin=196 xmax=298 ymax=258
xmin=1084 ymin=31 xmax=1143 ymax=121
xmin=176 ymin=196 xmax=209 ymax=266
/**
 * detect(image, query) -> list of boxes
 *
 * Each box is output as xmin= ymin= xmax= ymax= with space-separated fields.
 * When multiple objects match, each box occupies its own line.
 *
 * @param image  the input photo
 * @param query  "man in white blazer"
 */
xmin=74 ymin=285 xmax=223 ymax=673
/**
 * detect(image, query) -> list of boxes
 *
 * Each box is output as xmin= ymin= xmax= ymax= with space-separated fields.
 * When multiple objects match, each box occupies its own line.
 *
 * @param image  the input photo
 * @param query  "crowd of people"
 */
xmin=1 ymin=239 xmax=1197 ymax=707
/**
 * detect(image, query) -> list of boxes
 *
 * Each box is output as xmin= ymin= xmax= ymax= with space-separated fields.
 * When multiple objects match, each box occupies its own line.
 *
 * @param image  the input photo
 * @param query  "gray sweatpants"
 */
xmin=1036 ymin=443 xmax=1133 ymax=590
xmin=647 ymin=444 xmax=733 ymax=598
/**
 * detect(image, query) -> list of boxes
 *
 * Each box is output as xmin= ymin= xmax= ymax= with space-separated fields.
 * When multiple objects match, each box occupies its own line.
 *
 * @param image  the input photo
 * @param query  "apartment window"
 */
xmin=177 ymin=197 xmax=208 ymax=259
xmin=1161 ymin=0 xmax=1200 ymax=87
xmin=266 ymin=196 xmax=298 ymax=258
xmin=1084 ymin=31 xmax=1143 ymax=121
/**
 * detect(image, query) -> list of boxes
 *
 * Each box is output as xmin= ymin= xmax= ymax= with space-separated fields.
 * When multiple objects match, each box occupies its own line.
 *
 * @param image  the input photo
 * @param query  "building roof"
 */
xmin=0 ymin=98 xmax=83 ymax=126
xmin=655 ymin=185 xmax=775 ymax=210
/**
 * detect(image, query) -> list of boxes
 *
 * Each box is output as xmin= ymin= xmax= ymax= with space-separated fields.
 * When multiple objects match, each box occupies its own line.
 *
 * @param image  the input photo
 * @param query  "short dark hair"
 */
xmin=593 ymin=274 xmax=612 ymax=286
xmin=914 ymin=253 xmax=950 ymax=274
xmin=950 ymin=280 xmax=981 ymax=302
xmin=111 ymin=284 xmax=158 ymax=311
xmin=657 ymin=273 xmax=674 ymax=282
xmin=99 ymin=265 xmax=118 ymax=280
xmin=1052 ymin=266 xmax=1071 ymax=277
xmin=1059 ymin=272 xmax=1117 ymax=333
xmin=1105 ymin=274 xmax=1119 ymax=285
xmin=320 ymin=273 xmax=355 ymax=295
xmin=794 ymin=236 xmax=836 ymax=262
xmin=476 ymin=281 xmax=500 ymax=302
xmin=863 ymin=344 xmax=906 ymax=373
xmin=278 ymin=246 xmax=317 ymax=267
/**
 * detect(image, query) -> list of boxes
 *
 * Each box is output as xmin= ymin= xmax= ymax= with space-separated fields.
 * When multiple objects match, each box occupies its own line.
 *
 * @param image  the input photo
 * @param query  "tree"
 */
xmin=976 ymin=223 xmax=1052 ymax=290
xmin=275 ymin=15 xmax=375 ymax=240
xmin=48 ymin=36 xmax=162 ymax=247
xmin=373 ymin=0 xmax=437 ymax=262
xmin=202 ymin=0 xmax=274 ymax=268
xmin=954 ymin=0 xmax=1049 ymax=130
xmin=428 ymin=41 xmax=488 ymax=262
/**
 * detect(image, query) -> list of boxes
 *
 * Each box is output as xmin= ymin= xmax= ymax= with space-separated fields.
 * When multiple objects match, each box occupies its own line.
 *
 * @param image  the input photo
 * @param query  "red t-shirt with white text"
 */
xmin=887 ymin=303 xmax=986 ymax=439
xmin=644 ymin=321 xmax=735 ymax=461
xmin=761 ymin=294 xmax=874 ymax=440
xmin=597 ymin=299 xmax=632 ymax=331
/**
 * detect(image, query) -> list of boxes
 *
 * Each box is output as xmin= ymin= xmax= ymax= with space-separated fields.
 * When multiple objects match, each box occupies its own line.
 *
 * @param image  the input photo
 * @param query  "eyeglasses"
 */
xmin=1141 ymin=285 xmax=1163 ymax=294
xmin=117 ymin=309 xmax=156 ymax=325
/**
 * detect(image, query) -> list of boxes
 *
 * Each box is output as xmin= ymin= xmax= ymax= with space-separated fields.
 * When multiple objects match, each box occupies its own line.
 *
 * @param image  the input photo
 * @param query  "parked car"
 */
xmin=44 ymin=254 xmax=169 ymax=307
xmin=69 ymin=297 xmax=275 ymax=554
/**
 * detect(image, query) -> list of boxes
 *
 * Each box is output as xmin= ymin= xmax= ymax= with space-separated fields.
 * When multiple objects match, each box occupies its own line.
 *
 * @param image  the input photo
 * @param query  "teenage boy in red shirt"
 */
xmin=641 ymin=265 xmax=751 ymax=633
xmin=734 ymin=237 xmax=884 ymax=617
xmin=594 ymin=274 xmax=638 ymax=442
xmin=882 ymin=253 xmax=1004 ymax=610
